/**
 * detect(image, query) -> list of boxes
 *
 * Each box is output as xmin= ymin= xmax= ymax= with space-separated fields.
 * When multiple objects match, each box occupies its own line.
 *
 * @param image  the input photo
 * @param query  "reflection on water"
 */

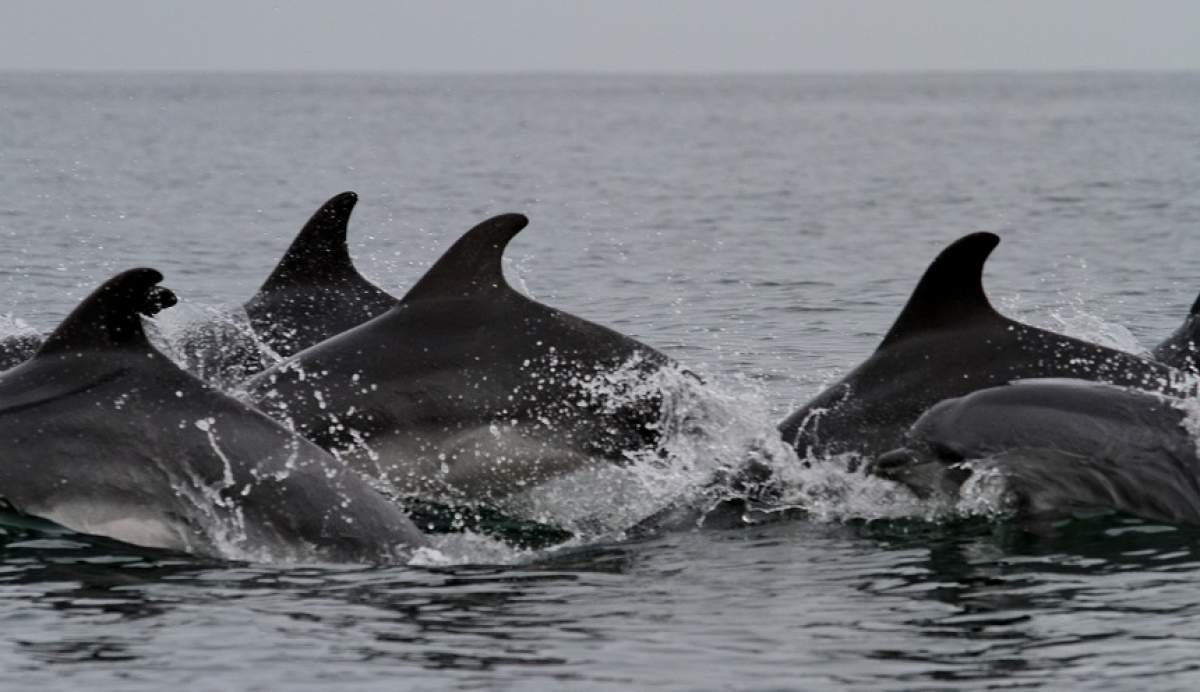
xmin=856 ymin=517 xmax=1200 ymax=686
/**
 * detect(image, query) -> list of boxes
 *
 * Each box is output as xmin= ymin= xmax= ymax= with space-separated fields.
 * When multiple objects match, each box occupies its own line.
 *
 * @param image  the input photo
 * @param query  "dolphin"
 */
xmin=243 ymin=191 xmax=397 ymax=356
xmin=1152 ymin=291 xmax=1200 ymax=372
xmin=247 ymin=213 xmax=672 ymax=504
xmin=779 ymin=233 xmax=1184 ymax=461
xmin=0 ymin=268 xmax=425 ymax=562
xmin=869 ymin=379 xmax=1200 ymax=526
xmin=173 ymin=191 xmax=399 ymax=387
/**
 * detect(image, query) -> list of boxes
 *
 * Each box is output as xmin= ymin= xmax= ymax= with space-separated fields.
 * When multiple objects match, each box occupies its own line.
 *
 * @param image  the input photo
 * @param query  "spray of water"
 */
xmin=151 ymin=301 xmax=282 ymax=392
xmin=0 ymin=313 xmax=37 ymax=339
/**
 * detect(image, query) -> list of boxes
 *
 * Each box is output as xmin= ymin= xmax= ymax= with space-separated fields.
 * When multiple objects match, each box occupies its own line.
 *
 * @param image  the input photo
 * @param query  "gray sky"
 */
xmin=1 ymin=0 xmax=1198 ymax=73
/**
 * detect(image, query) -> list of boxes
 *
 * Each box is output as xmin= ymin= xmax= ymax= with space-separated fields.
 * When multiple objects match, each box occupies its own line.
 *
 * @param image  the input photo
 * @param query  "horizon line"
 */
xmin=1 ymin=67 xmax=1199 ymax=77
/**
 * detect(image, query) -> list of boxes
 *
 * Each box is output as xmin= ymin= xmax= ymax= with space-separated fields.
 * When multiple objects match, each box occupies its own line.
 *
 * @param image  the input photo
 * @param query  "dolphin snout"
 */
xmin=869 ymin=448 xmax=920 ymax=479
xmin=869 ymin=446 xmax=969 ymax=500
xmin=867 ymin=447 xmax=934 ymax=498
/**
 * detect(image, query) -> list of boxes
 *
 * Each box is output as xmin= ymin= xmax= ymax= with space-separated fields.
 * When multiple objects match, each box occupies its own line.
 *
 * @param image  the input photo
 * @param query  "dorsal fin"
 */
xmin=257 ymin=192 xmax=365 ymax=293
xmin=38 ymin=268 xmax=177 ymax=355
xmin=877 ymin=232 xmax=1002 ymax=350
xmin=401 ymin=213 xmax=530 ymax=302
xmin=1189 ymin=291 xmax=1200 ymax=317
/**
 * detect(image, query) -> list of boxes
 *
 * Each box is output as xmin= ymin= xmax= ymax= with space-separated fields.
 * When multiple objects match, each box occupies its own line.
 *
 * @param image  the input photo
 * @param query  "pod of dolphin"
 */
xmin=2 ymin=192 xmax=1200 ymax=563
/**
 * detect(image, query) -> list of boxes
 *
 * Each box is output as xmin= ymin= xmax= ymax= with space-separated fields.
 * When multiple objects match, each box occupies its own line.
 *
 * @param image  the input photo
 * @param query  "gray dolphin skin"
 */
xmin=779 ymin=233 xmax=1183 ymax=461
xmin=247 ymin=213 xmax=672 ymax=503
xmin=243 ymin=191 xmax=398 ymax=357
xmin=175 ymin=191 xmax=398 ymax=388
xmin=1152 ymin=291 xmax=1200 ymax=372
xmin=0 ymin=268 xmax=425 ymax=562
xmin=870 ymin=379 xmax=1200 ymax=525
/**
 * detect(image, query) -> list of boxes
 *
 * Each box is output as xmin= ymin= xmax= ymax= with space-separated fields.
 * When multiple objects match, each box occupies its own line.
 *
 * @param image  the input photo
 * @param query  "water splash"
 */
xmin=503 ymin=255 xmax=536 ymax=298
xmin=998 ymin=265 xmax=1148 ymax=355
xmin=1173 ymin=394 xmax=1200 ymax=458
xmin=163 ymin=416 xmax=255 ymax=559
xmin=493 ymin=360 xmax=939 ymax=548
xmin=487 ymin=363 xmax=780 ymax=537
xmin=0 ymin=313 xmax=38 ymax=339
xmin=151 ymin=301 xmax=281 ymax=391
xmin=1048 ymin=310 xmax=1146 ymax=355
xmin=954 ymin=463 xmax=1021 ymax=519
xmin=0 ymin=313 xmax=43 ymax=370
xmin=409 ymin=531 xmax=537 ymax=567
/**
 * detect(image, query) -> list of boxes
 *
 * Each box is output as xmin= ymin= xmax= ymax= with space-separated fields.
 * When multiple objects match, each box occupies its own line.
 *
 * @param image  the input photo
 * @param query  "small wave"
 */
xmin=408 ymin=531 xmax=537 ymax=567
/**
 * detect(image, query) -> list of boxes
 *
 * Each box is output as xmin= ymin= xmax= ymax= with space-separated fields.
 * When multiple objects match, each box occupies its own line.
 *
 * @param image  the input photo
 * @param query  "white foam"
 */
xmin=408 ymin=531 xmax=534 ymax=567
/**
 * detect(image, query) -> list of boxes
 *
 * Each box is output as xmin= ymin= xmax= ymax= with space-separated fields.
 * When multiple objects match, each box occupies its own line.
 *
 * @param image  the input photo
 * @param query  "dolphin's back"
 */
xmin=0 ymin=268 xmax=424 ymax=562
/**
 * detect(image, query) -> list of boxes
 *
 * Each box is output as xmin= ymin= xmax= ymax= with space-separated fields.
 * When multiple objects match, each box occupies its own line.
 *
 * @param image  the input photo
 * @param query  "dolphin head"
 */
xmin=869 ymin=445 xmax=973 ymax=501
xmin=867 ymin=395 xmax=978 ymax=500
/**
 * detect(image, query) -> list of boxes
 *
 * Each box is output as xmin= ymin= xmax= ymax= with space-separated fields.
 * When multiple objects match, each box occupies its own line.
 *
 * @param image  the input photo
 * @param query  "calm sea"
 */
xmin=2 ymin=72 xmax=1200 ymax=690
